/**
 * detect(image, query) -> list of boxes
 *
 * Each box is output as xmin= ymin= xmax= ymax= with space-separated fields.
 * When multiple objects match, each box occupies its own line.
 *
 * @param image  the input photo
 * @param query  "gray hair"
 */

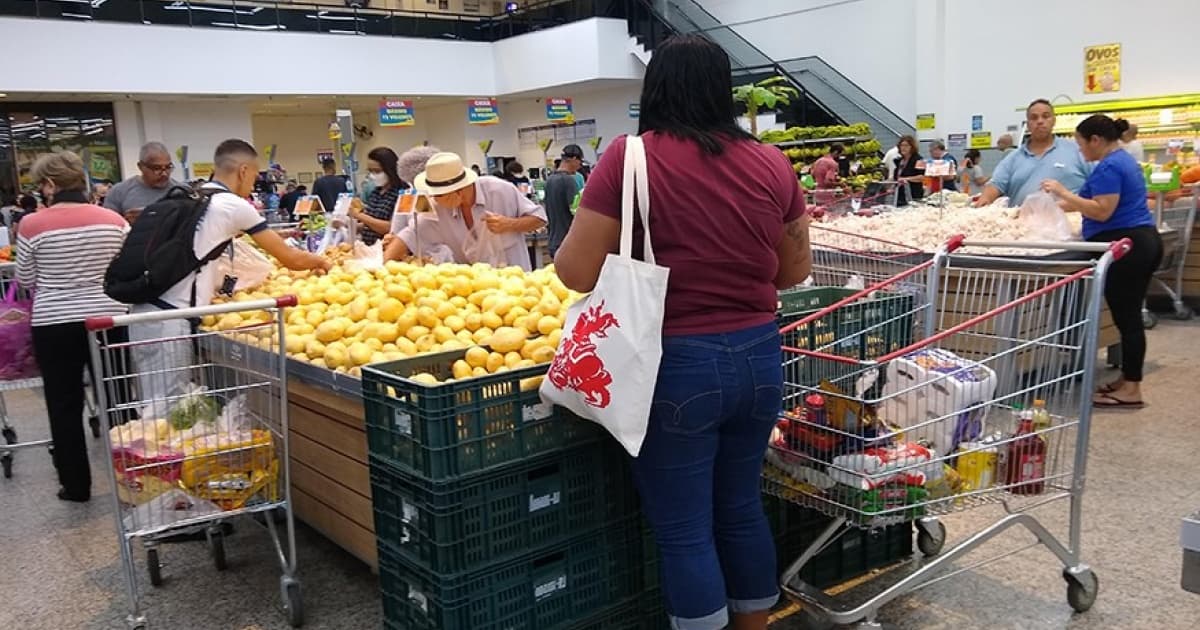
xmin=398 ymin=145 xmax=441 ymax=186
xmin=139 ymin=141 xmax=170 ymax=163
xmin=930 ymin=140 xmax=946 ymax=151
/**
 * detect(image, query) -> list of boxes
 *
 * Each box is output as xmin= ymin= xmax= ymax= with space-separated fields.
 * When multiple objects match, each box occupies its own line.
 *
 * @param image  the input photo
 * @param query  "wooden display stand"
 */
xmin=287 ymin=380 xmax=378 ymax=570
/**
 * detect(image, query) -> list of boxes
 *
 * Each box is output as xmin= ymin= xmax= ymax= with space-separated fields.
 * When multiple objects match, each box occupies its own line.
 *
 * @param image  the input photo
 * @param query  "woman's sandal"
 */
xmin=1092 ymin=393 xmax=1144 ymax=408
xmin=1096 ymin=381 xmax=1124 ymax=395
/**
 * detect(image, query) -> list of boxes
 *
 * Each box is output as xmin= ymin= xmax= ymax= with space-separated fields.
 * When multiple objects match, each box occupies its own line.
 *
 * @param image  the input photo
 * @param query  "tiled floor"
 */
xmin=1 ymin=321 xmax=1197 ymax=630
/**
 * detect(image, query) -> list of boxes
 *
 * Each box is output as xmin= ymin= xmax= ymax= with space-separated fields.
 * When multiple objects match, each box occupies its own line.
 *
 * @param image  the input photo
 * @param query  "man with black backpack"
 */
xmin=109 ymin=139 xmax=330 ymax=403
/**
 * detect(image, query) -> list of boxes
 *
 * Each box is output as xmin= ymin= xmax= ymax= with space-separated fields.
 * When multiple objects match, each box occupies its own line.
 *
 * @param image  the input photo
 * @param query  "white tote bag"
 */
xmin=540 ymin=136 xmax=669 ymax=457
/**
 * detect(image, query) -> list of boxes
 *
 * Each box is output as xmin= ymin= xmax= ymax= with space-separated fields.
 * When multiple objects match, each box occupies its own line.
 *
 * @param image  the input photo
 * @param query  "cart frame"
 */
xmin=85 ymin=296 xmax=302 ymax=630
xmin=769 ymin=237 xmax=1128 ymax=628
xmin=1143 ymin=185 xmax=1197 ymax=328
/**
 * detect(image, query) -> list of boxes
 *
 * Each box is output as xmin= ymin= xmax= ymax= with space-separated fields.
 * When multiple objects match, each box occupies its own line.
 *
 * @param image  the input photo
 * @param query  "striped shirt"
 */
xmin=16 ymin=204 xmax=129 ymax=326
xmin=361 ymin=185 xmax=400 ymax=245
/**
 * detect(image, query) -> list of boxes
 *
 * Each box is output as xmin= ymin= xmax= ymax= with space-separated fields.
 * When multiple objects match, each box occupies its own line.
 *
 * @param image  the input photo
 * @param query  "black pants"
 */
xmin=31 ymin=322 xmax=130 ymax=495
xmin=1089 ymin=226 xmax=1163 ymax=382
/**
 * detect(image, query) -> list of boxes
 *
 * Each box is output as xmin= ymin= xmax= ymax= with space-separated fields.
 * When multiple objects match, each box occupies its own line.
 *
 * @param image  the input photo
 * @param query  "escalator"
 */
xmin=626 ymin=0 xmax=913 ymax=148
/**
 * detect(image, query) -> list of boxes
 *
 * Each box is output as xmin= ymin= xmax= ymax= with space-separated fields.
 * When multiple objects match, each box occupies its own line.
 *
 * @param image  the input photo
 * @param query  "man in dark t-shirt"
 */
xmin=544 ymin=144 xmax=584 ymax=257
xmin=311 ymin=158 xmax=348 ymax=213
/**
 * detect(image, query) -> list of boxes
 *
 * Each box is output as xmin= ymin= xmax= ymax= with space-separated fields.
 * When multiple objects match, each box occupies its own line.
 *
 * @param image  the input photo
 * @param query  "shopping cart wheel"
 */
xmin=89 ymin=415 xmax=101 ymax=439
xmin=1063 ymin=567 xmax=1098 ymax=613
xmin=146 ymin=548 xmax=164 ymax=587
xmin=2 ymin=426 xmax=15 ymax=444
xmin=1142 ymin=311 xmax=1158 ymax=330
xmin=209 ymin=529 xmax=228 ymax=571
xmin=916 ymin=519 xmax=946 ymax=557
xmin=1 ymin=453 xmax=12 ymax=479
xmin=1174 ymin=305 xmax=1194 ymax=321
xmin=281 ymin=576 xmax=304 ymax=628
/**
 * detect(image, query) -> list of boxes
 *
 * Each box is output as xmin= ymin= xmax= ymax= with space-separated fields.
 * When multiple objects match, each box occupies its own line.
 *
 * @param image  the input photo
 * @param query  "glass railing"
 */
xmin=0 ymin=0 xmax=636 ymax=41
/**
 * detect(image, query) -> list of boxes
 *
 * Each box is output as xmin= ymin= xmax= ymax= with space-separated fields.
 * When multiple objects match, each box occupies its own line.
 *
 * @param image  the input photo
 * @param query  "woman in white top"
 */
xmin=16 ymin=152 xmax=129 ymax=502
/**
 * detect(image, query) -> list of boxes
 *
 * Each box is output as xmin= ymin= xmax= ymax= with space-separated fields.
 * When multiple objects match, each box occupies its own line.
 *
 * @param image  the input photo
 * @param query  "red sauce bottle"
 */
xmin=1005 ymin=418 xmax=1045 ymax=495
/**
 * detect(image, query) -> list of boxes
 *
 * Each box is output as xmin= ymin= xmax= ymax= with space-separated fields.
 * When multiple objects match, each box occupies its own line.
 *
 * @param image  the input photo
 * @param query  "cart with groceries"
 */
xmin=765 ymin=231 xmax=1127 ymax=627
xmin=85 ymin=296 xmax=303 ymax=630
xmin=1143 ymin=185 xmax=1197 ymax=328
xmin=0 ymin=261 xmax=48 ymax=478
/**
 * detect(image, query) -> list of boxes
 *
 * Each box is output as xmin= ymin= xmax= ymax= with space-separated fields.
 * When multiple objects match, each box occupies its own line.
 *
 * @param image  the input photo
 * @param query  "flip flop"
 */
xmin=1093 ymin=393 xmax=1144 ymax=408
xmin=1096 ymin=381 xmax=1125 ymax=394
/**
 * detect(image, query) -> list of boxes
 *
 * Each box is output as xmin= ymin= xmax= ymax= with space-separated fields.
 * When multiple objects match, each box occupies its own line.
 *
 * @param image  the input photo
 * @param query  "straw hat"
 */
xmin=414 ymin=152 xmax=477 ymax=196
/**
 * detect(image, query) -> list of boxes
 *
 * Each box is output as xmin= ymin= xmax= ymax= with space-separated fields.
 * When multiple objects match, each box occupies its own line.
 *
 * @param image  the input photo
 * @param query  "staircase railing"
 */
xmin=649 ymin=0 xmax=913 ymax=141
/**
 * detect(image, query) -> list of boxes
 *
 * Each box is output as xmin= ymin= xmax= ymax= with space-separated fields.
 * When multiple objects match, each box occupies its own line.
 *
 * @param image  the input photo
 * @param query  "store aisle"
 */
xmin=0 ymin=321 xmax=1196 ymax=630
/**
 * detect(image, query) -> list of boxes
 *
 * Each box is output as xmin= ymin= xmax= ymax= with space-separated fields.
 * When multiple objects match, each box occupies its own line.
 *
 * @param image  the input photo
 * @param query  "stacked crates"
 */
xmin=362 ymin=349 xmax=663 ymax=629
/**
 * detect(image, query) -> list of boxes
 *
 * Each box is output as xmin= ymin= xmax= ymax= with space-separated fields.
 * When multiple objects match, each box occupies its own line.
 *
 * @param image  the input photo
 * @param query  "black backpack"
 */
xmin=105 ymin=185 xmax=232 ymax=307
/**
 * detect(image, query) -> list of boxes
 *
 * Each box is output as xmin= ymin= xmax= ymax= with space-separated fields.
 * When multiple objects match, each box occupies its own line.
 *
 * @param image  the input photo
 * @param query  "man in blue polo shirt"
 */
xmin=974 ymin=99 xmax=1090 ymax=206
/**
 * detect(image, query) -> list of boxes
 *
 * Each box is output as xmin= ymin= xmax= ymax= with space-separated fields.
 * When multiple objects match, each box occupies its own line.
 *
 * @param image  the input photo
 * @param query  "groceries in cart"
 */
xmin=0 ymin=282 xmax=38 ymax=381
xmin=108 ymin=390 xmax=278 ymax=509
xmin=765 ymin=345 xmax=1052 ymax=519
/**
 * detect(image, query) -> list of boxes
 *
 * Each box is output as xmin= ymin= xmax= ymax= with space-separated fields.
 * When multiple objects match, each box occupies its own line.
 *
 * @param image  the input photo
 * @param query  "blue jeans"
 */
xmin=632 ymin=322 xmax=782 ymax=630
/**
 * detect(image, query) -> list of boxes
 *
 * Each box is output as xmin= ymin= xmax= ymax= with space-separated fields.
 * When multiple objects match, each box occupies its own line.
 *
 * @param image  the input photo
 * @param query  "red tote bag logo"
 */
xmin=547 ymin=301 xmax=619 ymax=408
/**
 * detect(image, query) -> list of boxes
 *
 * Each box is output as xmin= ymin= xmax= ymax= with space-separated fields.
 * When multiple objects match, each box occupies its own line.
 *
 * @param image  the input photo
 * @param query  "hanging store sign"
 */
xmin=916 ymin=113 xmax=936 ymax=131
xmin=546 ymin=97 xmax=575 ymax=124
xmin=379 ymin=99 xmax=415 ymax=127
xmin=316 ymin=150 xmax=334 ymax=166
xmin=971 ymin=115 xmax=983 ymax=132
xmin=468 ymin=98 xmax=500 ymax=125
xmin=947 ymin=133 xmax=968 ymax=154
xmin=1084 ymin=43 xmax=1121 ymax=94
xmin=628 ymin=103 xmax=640 ymax=119
xmin=970 ymin=131 xmax=993 ymax=149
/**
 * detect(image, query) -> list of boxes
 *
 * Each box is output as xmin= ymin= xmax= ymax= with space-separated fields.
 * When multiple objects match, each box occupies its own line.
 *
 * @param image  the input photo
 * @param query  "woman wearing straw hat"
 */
xmin=387 ymin=151 xmax=547 ymax=270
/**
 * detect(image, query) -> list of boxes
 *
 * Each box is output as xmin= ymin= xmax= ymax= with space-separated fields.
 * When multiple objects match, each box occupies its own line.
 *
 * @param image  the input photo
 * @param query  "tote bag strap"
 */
xmin=618 ymin=135 xmax=656 ymax=265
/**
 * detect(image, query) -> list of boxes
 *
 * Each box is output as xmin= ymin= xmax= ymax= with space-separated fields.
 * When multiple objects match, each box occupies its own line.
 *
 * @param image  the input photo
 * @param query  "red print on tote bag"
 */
xmin=547 ymin=301 xmax=619 ymax=408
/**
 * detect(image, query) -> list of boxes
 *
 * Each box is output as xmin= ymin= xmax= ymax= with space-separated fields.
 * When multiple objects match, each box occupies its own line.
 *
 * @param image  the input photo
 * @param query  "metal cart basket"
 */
xmin=767 ymin=236 xmax=1128 ymax=628
xmin=85 ymin=296 xmax=302 ymax=629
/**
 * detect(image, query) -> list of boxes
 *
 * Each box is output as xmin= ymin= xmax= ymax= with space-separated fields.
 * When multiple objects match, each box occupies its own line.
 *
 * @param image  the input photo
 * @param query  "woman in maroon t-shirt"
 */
xmin=555 ymin=35 xmax=811 ymax=630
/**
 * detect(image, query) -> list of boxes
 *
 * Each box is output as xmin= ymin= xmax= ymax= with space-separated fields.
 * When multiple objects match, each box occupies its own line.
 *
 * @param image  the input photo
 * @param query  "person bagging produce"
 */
xmin=1040 ymin=114 xmax=1162 ymax=408
xmin=385 ymin=151 xmax=547 ymax=270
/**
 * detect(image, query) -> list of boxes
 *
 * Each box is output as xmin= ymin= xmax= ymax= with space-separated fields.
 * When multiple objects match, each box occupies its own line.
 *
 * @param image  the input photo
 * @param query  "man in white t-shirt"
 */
xmin=131 ymin=139 xmax=330 ymax=403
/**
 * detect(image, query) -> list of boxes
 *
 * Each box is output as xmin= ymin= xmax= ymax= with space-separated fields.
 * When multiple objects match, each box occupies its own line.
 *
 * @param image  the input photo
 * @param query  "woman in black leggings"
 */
xmin=1042 ymin=114 xmax=1162 ymax=407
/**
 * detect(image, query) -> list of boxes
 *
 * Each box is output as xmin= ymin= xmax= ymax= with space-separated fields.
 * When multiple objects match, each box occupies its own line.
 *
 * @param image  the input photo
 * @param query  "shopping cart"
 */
xmin=808 ymin=181 xmax=905 ymax=217
xmin=0 ymin=262 xmax=118 ymax=478
xmin=1143 ymin=187 xmax=1197 ymax=328
xmin=85 ymin=296 xmax=303 ymax=630
xmin=766 ymin=237 xmax=1128 ymax=628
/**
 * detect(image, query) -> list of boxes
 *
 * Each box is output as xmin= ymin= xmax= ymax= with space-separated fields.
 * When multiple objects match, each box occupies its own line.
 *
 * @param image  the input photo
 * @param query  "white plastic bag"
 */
xmin=462 ymin=221 xmax=508 ymax=267
xmin=213 ymin=239 xmax=274 ymax=293
xmin=1019 ymin=192 xmax=1073 ymax=241
xmin=540 ymin=136 xmax=669 ymax=457
xmin=344 ymin=240 xmax=384 ymax=273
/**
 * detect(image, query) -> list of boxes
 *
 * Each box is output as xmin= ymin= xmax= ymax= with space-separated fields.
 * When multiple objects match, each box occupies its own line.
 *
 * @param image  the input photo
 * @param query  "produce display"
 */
xmin=206 ymin=258 xmax=576 ymax=382
xmin=812 ymin=202 xmax=1084 ymax=254
xmin=0 ymin=245 xmax=11 ymax=262
xmin=760 ymin=123 xmax=886 ymax=190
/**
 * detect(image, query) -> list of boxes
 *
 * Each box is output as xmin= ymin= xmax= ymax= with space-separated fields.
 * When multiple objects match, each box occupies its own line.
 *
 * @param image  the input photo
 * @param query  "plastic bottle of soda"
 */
xmin=1005 ymin=418 xmax=1046 ymax=495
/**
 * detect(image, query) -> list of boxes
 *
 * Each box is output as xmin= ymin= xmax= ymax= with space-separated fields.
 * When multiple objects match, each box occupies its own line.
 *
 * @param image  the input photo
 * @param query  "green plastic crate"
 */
xmin=369 ymin=440 xmax=640 ymax=575
xmin=379 ymin=516 xmax=649 ymax=630
xmin=362 ymin=349 xmax=604 ymax=481
xmin=767 ymin=495 xmax=914 ymax=589
xmin=777 ymin=287 xmax=915 ymax=391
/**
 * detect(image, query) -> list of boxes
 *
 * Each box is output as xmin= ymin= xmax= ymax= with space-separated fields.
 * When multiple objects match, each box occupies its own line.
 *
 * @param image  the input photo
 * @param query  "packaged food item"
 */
xmin=1005 ymin=417 xmax=1046 ymax=495
xmin=1031 ymin=399 xmax=1051 ymax=432
xmin=955 ymin=442 xmax=997 ymax=490
xmin=828 ymin=442 xmax=938 ymax=490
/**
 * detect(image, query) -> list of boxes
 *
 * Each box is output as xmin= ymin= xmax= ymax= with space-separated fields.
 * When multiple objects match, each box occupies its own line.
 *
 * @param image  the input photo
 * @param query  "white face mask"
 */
xmin=369 ymin=172 xmax=388 ymax=187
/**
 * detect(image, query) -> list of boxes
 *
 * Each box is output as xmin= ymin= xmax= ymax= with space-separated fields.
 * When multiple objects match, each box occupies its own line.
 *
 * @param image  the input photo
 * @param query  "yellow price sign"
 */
xmin=970 ymin=132 xmax=992 ymax=149
xmin=1084 ymin=43 xmax=1121 ymax=94
xmin=916 ymin=113 xmax=936 ymax=131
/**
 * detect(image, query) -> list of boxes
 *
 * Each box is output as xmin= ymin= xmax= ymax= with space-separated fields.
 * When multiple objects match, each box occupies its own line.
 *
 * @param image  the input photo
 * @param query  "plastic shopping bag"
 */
xmin=0 ymin=283 xmax=38 ymax=380
xmin=462 ymin=220 xmax=509 ymax=268
xmin=213 ymin=239 xmax=274 ymax=294
xmin=540 ymin=136 xmax=669 ymax=457
xmin=344 ymin=240 xmax=384 ymax=273
xmin=1019 ymin=192 xmax=1073 ymax=241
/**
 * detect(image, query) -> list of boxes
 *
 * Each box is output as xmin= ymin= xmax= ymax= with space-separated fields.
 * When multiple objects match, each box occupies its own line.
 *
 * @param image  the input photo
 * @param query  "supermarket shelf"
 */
xmin=772 ymin=135 xmax=873 ymax=148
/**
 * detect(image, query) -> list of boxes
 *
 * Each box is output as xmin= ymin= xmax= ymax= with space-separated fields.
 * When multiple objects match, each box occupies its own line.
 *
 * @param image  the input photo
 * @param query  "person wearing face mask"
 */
xmin=386 ymin=152 xmax=547 ymax=270
xmin=127 ymin=139 xmax=330 ymax=403
xmin=348 ymin=147 xmax=404 ymax=245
